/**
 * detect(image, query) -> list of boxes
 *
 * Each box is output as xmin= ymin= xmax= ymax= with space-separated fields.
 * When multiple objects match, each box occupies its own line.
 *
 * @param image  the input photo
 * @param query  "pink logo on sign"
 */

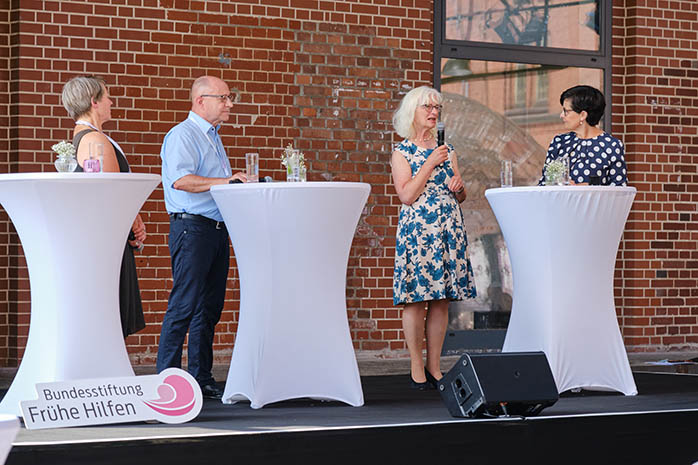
xmin=143 ymin=374 xmax=197 ymax=416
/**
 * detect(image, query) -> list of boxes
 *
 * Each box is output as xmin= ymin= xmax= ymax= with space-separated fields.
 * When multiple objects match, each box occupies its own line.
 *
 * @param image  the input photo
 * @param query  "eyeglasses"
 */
xmin=420 ymin=104 xmax=443 ymax=113
xmin=201 ymin=94 xmax=237 ymax=103
xmin=561 ymin=107 xmax=575 ymax=116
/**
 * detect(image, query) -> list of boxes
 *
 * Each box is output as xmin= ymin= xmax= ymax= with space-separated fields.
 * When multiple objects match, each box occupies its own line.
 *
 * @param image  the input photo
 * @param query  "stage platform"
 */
xmin=4 ymin=371 xmax=698 ymax=465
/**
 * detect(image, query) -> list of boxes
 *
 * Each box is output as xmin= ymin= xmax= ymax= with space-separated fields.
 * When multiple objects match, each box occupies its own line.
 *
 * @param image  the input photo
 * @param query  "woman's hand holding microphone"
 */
xmin=427 ymin=144 xmax=465 ymax=196
xmin=426 ymin=144 xmax=449 ymax=169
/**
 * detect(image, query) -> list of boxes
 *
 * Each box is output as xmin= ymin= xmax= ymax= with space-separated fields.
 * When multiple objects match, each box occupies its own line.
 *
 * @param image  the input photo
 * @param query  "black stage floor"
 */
xmin=6 ymin=372 xmax=698 ymax=465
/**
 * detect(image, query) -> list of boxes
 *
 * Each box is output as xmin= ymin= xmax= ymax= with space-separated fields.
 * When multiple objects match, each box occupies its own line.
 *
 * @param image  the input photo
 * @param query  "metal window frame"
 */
xmin=434 ymin=0 xmax=613 ymax=129
xmin=433 ymin=0 xmax=613 ymax=352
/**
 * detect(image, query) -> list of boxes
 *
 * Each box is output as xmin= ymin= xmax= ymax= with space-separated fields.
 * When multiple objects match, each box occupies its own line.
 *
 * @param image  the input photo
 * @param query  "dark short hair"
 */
xmin=559 ymin=85 xmax=606 ymax=126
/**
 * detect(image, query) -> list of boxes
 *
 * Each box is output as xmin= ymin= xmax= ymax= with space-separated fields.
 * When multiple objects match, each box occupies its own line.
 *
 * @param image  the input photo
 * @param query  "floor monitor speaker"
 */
xmin=437 ymin=352 xmax=558 ymax=418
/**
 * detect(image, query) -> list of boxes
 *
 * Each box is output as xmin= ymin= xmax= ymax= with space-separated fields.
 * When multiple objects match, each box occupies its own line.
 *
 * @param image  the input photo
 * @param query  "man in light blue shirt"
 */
xmin=157 ymin=76 xmax=246 ymax=399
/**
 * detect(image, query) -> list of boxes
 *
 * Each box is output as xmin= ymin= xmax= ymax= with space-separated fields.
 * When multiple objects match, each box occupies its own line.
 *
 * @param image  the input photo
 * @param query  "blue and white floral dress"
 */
xmin=538 ymin=131 xmax=627 ymax=186
xmin=393 ymin=140 xmax=477 ymax=306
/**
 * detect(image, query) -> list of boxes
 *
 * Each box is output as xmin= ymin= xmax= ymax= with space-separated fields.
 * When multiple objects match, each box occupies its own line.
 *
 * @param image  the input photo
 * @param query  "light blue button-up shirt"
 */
xmin=161 ymin=111 xmax=232 ymax=221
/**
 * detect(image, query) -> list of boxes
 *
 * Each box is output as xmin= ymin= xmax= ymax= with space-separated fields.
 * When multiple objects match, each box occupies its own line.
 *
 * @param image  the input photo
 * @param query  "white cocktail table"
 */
xmin=485 ymin=186 xmax=637 ymax=395
xmin=0 ymin=414 xmax=19 ymax=464
xmin=0 ymin=173 xmax=161 ymax=416
xmin=211 ymin=182 xmax=369 ymax=408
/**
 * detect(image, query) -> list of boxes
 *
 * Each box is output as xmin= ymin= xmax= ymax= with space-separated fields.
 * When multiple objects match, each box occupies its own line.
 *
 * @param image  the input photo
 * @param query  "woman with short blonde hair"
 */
xmin=61 ymin=75 xmax=147 ymax=338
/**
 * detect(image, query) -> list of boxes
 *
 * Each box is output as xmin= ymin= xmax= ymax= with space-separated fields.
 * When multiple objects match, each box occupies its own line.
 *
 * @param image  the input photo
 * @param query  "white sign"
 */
xmin=20 ymin=368 xmax=203 ymax=429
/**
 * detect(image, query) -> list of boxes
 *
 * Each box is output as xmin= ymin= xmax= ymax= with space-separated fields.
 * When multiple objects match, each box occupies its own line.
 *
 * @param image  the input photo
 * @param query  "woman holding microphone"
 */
xmin=391 ymin=86 xmax=477 ymax=389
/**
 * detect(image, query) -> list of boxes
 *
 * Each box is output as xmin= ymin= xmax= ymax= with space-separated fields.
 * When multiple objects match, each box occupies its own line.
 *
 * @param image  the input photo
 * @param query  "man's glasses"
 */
xmin=201 ymin=94 xmax=237 ymax=103
xmin=420 ymin=104 xmax=443 ymax=113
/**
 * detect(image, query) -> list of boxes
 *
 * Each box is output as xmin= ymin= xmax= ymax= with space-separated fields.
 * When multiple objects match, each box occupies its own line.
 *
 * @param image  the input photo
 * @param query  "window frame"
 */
xmin=433 ymin=0 xmax=613 ymax=351
xmin=434 ymin=0 xmax=613 ymax=130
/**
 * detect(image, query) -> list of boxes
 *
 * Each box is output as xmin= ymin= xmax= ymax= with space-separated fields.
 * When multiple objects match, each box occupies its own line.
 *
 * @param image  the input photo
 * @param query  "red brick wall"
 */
xmin=0 ymin=1 xmax=9 ymax=364
xmin=612 ymin=0 xmax=698 ymax=350
xmin=0 ymin=0 xmax=433 ymax=367
xmin=1 ymin=0 xmax=698 ymax=368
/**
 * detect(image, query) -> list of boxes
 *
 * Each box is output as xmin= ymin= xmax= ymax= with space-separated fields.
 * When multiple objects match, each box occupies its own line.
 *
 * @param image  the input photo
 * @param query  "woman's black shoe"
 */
xmin=410 ymin=377 xmax=429 ymax=391
xmin=425 ymin=369 xmax=440 ymax=389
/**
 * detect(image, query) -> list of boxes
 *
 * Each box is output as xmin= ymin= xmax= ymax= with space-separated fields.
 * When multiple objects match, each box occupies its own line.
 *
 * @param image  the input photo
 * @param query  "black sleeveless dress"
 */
xmin=73 ymin=129 xmax=146 ymax=338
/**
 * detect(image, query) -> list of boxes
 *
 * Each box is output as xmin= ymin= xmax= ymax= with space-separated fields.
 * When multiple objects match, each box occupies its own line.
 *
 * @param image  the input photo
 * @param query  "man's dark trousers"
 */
xmin=156 ymin=215 xmax=229 ymax=386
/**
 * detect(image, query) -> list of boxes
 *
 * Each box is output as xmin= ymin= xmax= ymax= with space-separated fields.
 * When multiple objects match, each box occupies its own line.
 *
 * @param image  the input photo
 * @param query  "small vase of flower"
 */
xmin=544 ymin=156 xmax=570 ymax=186
xmin=281 ymin=143 xmax=306 ymax=182
xmin=52 ymin=141 xmax=78 ymax=173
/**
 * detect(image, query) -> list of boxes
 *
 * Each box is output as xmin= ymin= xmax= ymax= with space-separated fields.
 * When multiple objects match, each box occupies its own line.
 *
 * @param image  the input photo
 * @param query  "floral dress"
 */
xmin=538 ymin=131 xmax=627 ymax=186
xmin=393 ymin=140 xmax=477 ymax=305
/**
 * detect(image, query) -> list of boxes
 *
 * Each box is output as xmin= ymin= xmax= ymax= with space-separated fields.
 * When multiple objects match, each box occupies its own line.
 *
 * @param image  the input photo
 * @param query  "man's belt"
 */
xmin=169 ymin=213 xmax=225 ymax=230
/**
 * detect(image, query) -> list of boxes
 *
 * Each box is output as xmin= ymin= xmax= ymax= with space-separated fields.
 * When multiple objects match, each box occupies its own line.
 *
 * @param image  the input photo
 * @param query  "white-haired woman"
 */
xmin=61 ymin=75 xmax=146 ymax=338
xmin=391 ymin=86 xmax=477 ymax=390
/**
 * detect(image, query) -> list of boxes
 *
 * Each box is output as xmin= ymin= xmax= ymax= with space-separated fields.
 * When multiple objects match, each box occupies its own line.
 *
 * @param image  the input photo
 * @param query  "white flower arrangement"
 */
xmin=281 ymin=143 xmax=306 ymax=170
xmin=52 ymin=140 xmax=76 ymax=159
xmin=544 ymin=158 xmax=568 ymax=185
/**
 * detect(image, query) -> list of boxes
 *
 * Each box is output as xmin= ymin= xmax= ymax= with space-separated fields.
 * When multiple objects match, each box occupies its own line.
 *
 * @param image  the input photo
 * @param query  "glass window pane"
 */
xmin=445 ymin=0 xmax=600 ymax=51
xmin=441 ymin=58 xmax=603 ymax=330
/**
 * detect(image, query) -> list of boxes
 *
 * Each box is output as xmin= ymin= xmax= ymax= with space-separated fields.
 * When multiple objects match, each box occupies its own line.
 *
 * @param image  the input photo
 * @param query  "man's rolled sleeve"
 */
xmin=162 ymin=129 xmax=201 ymax=188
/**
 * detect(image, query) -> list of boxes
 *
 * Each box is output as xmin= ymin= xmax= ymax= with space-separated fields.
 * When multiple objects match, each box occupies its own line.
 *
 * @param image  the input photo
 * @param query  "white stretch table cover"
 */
xmin=0 ymin=415 xmax=19 ymax=464
xmin=485 ymin=186 xmax=637 ymax=395
xmin=0 ymin=173 xmax=161 ymax=416
xmin=211 ymin=182 xmax=369 ymax=408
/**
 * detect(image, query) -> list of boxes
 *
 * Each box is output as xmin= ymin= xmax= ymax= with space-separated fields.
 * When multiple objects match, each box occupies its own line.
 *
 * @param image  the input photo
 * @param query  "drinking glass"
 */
xmin=286 ymin=149 xmax=300 ymax=182
xmin=89 ymin=142 xmax=104 ymax=173
xmin=245 ymin=152 xmax=259 ymax=182
xmin=500 ymin=160 xmax=513 ymax=187
xmin=83 ymin=158 xmax=100 ymax=173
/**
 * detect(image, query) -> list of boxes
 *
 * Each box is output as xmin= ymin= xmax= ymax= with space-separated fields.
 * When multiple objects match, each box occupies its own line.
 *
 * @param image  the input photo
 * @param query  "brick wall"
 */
xmin=612 ymin=0 xmax=698 ymax=350
xmin=1 ymin=0 xmax=698 ymax=369
xmin=0 ymin=1 xmax=9 ymax=364
xmin=0 ymin=0 xmax=433 ymax=367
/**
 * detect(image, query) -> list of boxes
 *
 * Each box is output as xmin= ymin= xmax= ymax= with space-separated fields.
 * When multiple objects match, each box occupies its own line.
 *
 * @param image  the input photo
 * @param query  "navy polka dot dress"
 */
xmin=538 ymin=132 xmax=628 ymax=186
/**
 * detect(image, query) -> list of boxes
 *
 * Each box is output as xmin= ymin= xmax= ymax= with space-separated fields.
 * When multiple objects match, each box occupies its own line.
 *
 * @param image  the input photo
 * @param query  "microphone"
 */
xmin=128 ymin=231 xmax=144 ymax=252
xmin=437 ymin=121 xmax=445 ymax=146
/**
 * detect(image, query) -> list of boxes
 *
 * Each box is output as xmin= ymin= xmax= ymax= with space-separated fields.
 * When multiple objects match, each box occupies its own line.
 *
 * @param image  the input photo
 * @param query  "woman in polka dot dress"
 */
xmin=539 ymin=85 xmax=627 ymax=186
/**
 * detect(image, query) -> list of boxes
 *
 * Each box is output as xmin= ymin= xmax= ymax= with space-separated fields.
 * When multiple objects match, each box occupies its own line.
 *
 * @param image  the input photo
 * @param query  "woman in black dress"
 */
xmin=61 ymin=75 xmax=146 ymax=338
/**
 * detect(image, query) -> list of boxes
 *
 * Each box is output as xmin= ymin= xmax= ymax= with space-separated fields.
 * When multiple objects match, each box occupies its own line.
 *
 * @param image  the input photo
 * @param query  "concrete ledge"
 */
xmin=629 ymin=351 xmax=698 ymax=375
xmin=1 ymin=351 xmax=696 ymax=389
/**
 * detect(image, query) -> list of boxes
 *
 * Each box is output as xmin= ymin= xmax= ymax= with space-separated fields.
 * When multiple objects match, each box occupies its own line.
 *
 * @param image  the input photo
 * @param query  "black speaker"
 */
xmin=437 ymin=352 xmax=558 ymax=418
